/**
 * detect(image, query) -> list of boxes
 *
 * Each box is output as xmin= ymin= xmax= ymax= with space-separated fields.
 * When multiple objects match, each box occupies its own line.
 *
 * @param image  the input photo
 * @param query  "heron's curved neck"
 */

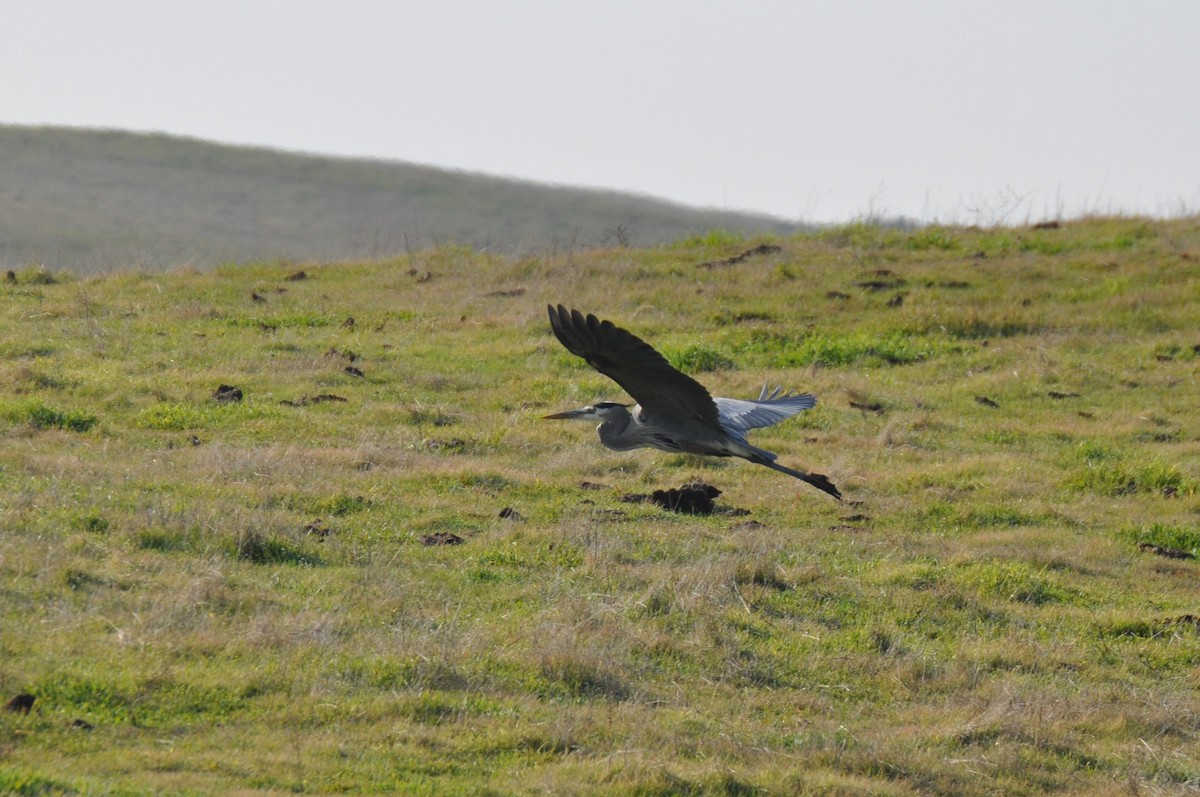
xmin=596 ymin=408 xmax=637 ymax=451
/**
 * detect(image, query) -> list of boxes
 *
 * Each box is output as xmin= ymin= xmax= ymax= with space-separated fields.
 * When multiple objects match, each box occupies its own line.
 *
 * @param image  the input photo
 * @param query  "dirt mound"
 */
xmin=622 ymin=481 xmax=723 ymax=515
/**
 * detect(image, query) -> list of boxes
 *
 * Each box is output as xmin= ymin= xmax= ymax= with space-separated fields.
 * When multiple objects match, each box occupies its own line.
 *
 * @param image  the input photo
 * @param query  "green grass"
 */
xmin=1125 ymin=523 xmax=1200 ymax=557
xmin=741 ymin=328 xmax=943 ymax=367
xmin=3 ymin=399 xmax=98 ymax=432
xmin=666 ymin=344 xmax=736 ymax=373
xmin=1 ymin=217 xmax=1199 ymax=795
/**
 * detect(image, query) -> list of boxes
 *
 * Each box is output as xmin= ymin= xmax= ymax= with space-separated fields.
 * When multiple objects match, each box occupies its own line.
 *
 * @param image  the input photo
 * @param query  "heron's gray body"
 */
xmin=545 ymin=306 xmax=841 ymax=500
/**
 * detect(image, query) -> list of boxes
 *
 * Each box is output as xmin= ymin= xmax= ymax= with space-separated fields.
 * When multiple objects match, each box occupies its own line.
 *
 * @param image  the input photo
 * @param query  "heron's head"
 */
xmin=543 ymin=401 xmax=629 ymax=422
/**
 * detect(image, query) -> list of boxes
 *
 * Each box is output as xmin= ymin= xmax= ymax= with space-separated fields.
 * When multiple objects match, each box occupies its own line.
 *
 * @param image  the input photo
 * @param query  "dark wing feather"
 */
xmin=548 ymin=305 xmax=719 ymax=426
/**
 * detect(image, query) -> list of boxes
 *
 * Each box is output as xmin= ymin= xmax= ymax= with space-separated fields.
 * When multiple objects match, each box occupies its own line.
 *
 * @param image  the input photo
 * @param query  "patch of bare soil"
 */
xmin=280 ymin=394 xmax=348 ymax=407
xmin=621 ymin=481 xmax=729 ymax=515
xmin=212 ymin=384 xmax=243 ymax=403
xmin=697 ymin=243 xmax=783 ymax=269
xmin=5 ymin=694 xmax=35 ymax=714
xmin=1138 ymin=542 xmax=1195 ymax=560
xmin=422 ymin=531 xmax=465 ymax=546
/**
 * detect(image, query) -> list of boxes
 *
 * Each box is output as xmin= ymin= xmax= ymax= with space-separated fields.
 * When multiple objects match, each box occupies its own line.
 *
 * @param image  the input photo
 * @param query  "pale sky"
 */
xmin=5 ymin=0 xmax=1198 ymax=224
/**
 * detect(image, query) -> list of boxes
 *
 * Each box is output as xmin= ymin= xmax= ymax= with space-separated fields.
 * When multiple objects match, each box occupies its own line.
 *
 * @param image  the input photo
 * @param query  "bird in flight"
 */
xmin=544 ymin=305 xmax=841 ymax=500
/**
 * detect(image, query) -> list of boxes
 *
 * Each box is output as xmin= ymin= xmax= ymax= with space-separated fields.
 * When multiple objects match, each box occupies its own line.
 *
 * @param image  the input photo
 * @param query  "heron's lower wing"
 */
xmin=714 ymin=389 xmax=816 ymax=433
xmin=548 ymin=305 xmax=718 ymax=426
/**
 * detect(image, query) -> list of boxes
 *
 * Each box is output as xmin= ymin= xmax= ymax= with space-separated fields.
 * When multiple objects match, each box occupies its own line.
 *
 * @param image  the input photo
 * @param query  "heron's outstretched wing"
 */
xmin=714 ymin=386 xmax=816 ymax=435
xmin=548 ymin=305 xmax=719 ymax=426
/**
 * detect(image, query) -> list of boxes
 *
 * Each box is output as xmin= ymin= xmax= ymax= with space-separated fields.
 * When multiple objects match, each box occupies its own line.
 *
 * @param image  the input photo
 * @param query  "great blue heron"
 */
xmin=544 ymin=305 xmax=841 ymax=500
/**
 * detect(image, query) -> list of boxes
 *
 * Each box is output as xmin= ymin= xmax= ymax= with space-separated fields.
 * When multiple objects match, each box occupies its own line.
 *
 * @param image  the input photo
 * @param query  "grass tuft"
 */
xmin=742 ymin=329 xmax=939 ymax=367
xmin=232 ymin=530 xmax=324 ymax=566
xmin=137 ymin=402 xmax=213 ymax=430
xmin=540 ymin=653 xmax=629 ymax=701
xmin=954 ymin=560 xmax=1080 ymax=606
xmin=1125 ymin=523 xmax=1200 ymax=557
xmin=667 ymin=344 xmax=736 ymax=373
xmin=0 ymin=770 xmax=76 ymax=796
xmin=672 ymin=228 xmax=746 ymax=248
xmin=921 ymin=309 xmax=1041 ymax=339
xmin=1066 ymin=442 xmax=1195 ymax=496
xmin=6 ymin=400 xmax=97 ymax=432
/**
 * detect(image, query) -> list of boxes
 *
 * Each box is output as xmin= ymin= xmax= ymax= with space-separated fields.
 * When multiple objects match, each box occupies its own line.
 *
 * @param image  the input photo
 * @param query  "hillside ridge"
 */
xmin=1 ymin=125 xmax=804 ymax=272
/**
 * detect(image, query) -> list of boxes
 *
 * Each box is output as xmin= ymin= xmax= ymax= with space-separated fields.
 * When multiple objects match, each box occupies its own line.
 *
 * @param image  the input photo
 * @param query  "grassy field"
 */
xmin=1 ymin=218 xmax=1198 ymax=795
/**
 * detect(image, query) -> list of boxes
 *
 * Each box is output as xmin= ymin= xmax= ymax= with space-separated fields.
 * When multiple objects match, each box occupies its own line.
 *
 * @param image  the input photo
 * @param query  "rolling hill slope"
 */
xmin=1 ymin=125 xmax=805 ymax=271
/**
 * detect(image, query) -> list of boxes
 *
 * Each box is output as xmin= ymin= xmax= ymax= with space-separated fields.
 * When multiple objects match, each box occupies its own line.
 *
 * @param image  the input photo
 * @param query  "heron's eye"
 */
xmin=584 ymin=405 xmax=595 ymax=412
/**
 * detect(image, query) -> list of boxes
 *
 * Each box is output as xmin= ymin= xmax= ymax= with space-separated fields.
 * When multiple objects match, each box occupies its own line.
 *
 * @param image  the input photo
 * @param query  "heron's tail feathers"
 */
xmin=715 ymin=387 xmax=816 ymax=434
xmin=756 ymin=384 xmax=812 ymax=403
